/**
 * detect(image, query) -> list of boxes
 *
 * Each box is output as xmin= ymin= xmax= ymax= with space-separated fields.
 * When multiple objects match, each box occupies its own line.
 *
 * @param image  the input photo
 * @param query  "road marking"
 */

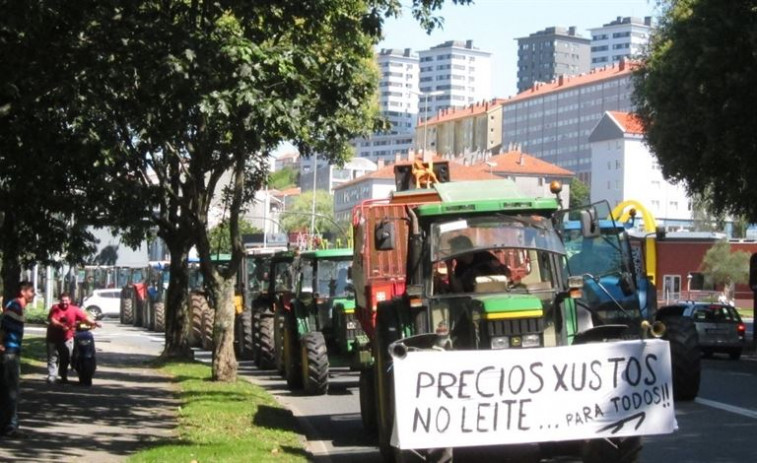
xmin=696 ymin=397 xmax=757 ymax=420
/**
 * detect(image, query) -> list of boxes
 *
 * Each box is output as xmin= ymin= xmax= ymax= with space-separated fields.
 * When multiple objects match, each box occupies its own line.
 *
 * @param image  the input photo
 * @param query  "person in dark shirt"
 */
xmin=0 ymin=281 xmax=36 ymax=438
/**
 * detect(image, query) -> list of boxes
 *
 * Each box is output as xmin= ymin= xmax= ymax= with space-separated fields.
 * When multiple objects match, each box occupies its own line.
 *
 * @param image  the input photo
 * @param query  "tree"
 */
xmin=569 ymin=177 xmax=590 ymax=208
xmin=700 ymin=240 xmax=749 ymax=303
xmin=633 ymin=0 xmax=757 ymax=221
xmin=208 ymin=219 xmax=261 ymax=255
xmin=0 ymin=3 xmax=124 ymax=301
xmin=5 ymin=0 xmax=472 ymax=381
xmin=281 ymin=191 xmax=339 ymax=235
xmin=270 ymin=166 xmax=298 ymax=190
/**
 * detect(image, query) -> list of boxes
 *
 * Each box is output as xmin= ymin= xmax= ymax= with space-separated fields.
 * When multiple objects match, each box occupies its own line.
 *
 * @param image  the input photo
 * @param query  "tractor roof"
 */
xmin=299 ymin=248 xmax=353 ymax=259
xmin=415 ymin=179 xmax=559 ymax=217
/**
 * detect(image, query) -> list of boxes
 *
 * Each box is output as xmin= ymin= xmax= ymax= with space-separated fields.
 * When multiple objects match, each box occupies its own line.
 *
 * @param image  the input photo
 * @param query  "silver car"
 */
xmin=659 ymin=302 xmax=746 ymax=360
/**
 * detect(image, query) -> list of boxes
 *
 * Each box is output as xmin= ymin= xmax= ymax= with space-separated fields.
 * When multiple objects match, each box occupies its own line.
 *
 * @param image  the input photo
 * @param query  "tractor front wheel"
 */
xmin=582 ymin=436 xmax=642 ymax=463
xmin=257 ymin=314 xmax=276 ymax=370
xmin=300 ymin=331 xmax=329 ymax=395
xmin=660 ymin=316 xmax=700 ymax=401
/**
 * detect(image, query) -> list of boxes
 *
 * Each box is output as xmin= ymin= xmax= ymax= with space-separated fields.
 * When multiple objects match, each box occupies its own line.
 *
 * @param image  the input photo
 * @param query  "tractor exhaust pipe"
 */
xmin=641 ymin=320 xmax=666 ymax=339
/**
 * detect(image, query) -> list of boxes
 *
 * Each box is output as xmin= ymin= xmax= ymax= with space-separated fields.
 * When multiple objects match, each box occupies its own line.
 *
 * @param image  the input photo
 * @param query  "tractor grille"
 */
xmin=344 ymin=312 xmax=365 ymax=341
xmin=486 ymin=318 xmax=544 ymax=337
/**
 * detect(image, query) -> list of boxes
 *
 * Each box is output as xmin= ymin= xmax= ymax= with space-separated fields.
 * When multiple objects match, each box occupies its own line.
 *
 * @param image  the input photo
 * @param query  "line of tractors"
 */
xmin=114 ymin=160 xmax=700 ymax=462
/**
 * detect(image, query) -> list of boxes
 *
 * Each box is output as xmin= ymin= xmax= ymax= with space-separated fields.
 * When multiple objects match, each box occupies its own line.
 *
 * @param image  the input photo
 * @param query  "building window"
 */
xmin=662 ymin=275 xmax=681 ymax=304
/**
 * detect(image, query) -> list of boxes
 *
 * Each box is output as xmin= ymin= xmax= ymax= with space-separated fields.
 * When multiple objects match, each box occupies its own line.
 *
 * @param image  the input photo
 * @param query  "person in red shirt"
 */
xmin=46 ymin=293 xmax=100 ymax=384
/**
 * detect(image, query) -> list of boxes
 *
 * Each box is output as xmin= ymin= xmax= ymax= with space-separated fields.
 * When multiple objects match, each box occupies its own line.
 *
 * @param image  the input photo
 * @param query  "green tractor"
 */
xmin=232 ymin=247 xmax=288 ymax=363
xmin=281 ymin=248 xmax=365 ymax=395
xmin=353 ymin=179 xmax=676 ymax=462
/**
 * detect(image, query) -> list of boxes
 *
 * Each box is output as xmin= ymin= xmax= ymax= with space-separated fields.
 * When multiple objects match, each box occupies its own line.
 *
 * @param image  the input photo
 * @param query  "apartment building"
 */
xmin=414 ymin=98 xmax=506 ymax=158
xmin=516 ymin=26 xmax=590 ymax=93
xmin=589 ymin=111 xmax=692 ymax=225
xmin=299 ymin=157 xmax=378 ymax=193
xmin=352 ymin=48 xmax=419 ymax=163
xmin=501 ymin=59 xmax=637 ymax=184
xmin=589 ymin=16 xmax=654 ymax=69
xmin=418 ymin=40 xmax=493 ymax=119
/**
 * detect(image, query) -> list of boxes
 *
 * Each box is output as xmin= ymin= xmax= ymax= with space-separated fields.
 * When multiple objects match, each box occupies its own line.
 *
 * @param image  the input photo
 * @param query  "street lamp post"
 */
xmin=409 ymin=90 xmax=443 ymax=157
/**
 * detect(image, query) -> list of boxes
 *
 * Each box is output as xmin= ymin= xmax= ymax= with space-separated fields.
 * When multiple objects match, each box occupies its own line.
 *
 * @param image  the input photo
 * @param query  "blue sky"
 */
xmin=378 ymin=0 xmax=659 ymax=98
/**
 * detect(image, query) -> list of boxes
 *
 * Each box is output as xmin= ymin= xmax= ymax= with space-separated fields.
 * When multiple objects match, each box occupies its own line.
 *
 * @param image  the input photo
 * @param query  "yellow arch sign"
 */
xmin=611 ymin=200 xmax=658 ymax=285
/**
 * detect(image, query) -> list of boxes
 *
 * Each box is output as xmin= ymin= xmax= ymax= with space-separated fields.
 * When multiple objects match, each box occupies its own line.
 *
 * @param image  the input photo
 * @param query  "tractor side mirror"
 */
xmin=374 ymin=220 xmax=396 ymax=251
xmin=580 ymin=209 xmax=600 ymax=238
xmin=655 ymin=226 xmax=667 ymax=241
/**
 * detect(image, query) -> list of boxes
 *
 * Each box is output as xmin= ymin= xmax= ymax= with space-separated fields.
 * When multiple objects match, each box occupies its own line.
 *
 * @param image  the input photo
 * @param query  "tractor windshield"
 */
xmin=431 ymin=214 xmax=565 ymax=262
xmin=316 ymin=259 xmax=353 ymax=299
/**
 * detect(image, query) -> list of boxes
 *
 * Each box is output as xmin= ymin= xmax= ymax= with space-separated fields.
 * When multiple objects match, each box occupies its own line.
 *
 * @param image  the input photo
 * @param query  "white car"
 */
xmin=82 ymin=289 xmax=122 ymax=320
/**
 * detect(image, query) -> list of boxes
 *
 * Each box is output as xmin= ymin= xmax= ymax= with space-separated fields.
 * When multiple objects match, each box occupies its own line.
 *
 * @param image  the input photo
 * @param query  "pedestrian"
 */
xmin=46 ymin=292 xmax=100 ymax=385
xmin=0 ymin=280 xmax=36 ymax=438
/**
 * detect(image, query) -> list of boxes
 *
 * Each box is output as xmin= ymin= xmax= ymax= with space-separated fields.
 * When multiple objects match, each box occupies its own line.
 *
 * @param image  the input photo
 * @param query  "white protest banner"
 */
xmin=391 ymin=339 xmax=675 ymax=450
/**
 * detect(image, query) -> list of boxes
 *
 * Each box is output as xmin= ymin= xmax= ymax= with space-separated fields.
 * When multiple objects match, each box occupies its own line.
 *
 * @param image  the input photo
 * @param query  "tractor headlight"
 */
xmin=491 ymin=336 xmax=509 ymax=350
xmin=522 ymin=334 xmax=541 ymax=348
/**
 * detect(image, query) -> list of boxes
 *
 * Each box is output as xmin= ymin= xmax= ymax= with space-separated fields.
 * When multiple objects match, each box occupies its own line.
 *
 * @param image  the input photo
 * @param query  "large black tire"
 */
xmin=237 ymin=310 xmax=254 ymax=360
xmin=660 ymin=316 xmax=701 ymax=401
xmin=189 ymin=292 xmax=206 ymax=347
xmin=257 ymin=314 xmax=276 ymax=370
xmin=729 ymin=348 xmax=742 ymax=360
xmin=582 ymin=437 xmax=642 ymax=463
xmin=201 ymin=306 xmax=214 ymax=351
xmin=359 ymin=368 xmax=377 ymax=434
xmin=301 ymin=331 xmax=329 ymax=395
xmin=283 ymin=311 xmax=302 ymax=389
xmin=154 ymin=302 xmax=165 ymax=333
xmin=274 ymin=305 xmax=286 ymax=376
xmin=121 ymin=298 xmax=134 ymax=325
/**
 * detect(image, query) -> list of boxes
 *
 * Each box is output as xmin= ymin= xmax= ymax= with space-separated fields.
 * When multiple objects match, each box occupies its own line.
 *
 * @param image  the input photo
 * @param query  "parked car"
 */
xmin=82 ymin=289 xmax=122 ymax=320
xmin=658 ymin=301 xmax=746 ymax=360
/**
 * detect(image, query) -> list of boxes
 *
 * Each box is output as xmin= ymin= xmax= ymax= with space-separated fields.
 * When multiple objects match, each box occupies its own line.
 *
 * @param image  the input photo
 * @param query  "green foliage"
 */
xmin=700 ymin=240 xmax=750 ymax=288
xmin=269 ymin=167 xmax=298 ymax=190
xmin=569 ymin=177 xmax=590 ymax=208
xmin=208 ymin=219 xmax=262 ymax=255
xmin=131 ymin=360 xmax=307 ymax=462
xmin=633 ymin=0 xmax=757 ymax=221
xmin=280 ymin=191 xmax=338 ymax=235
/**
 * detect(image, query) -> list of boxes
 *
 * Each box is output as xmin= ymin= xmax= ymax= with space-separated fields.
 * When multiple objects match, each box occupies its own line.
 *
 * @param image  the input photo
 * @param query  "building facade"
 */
xmin=516 ymin=26 xmax=590 ymax=93
xmin=589 ymin=16 xmax=654 ymax=69
xmin=418 ymin=40 xmax=493 ymax=119
xmin=299 ymin=157 xmax=378 ymax=193
xmin=589 ymin=111 xmax=692 ymax=224
xmin=501 ymin=60 xmax=637 ymax=184
xmin=415 ymin=98 xmax=506 ymax=158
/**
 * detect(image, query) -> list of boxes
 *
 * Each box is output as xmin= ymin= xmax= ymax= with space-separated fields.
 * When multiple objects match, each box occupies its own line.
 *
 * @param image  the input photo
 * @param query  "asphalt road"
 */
xmin=229 ymin=343 xmax=757 ymax=463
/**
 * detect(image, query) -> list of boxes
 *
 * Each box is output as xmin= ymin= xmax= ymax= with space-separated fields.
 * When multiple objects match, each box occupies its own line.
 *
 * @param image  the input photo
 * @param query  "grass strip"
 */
xmin=127 ymin=361 xmax=309 ymax=463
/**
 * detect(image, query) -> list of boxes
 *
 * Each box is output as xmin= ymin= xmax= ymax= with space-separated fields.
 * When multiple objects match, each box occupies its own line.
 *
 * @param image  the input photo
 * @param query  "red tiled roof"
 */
xmin=607 ymin=111 xmax=644 ymax=135
xmin=505 ymin=60 xmax=640 ymax=103
xmin=467 ymin=150 xmax=574 ymax=177
xmin=274 ymin=187 xmax=301 ymax=197
xmin=424 ymin=99 xmax=507 ymax=125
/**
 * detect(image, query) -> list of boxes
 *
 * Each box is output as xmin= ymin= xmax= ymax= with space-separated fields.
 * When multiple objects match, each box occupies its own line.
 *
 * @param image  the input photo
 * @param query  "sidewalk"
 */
xmin=0 ymin=322 xmax=178 ymax=463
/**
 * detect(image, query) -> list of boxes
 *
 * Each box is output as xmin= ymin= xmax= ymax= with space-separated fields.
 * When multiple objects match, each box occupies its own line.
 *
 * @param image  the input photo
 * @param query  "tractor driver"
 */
xmin=446 ymin=235 xmax=510 ymax=293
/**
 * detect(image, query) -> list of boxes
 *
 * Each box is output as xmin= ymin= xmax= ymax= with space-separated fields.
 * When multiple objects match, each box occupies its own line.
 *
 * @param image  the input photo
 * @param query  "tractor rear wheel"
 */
xmin=257 ymin=314 xmax=276 ymax=370
xmin=237 ymin=310 xmax=254 ymax=360
xmin=582 ymin=436 xmax=642 ymax=463
xmin=121 ymin=298 xmax=134 ymax=325
xmin=660 ymin=316 xmax=700 ymax=401
xmin=300 ymin=331 xmax=329 ymax=395
xmin=201 ymin=306 xmax=214 ymax=351
xmin=154 ymin=302 xmax=165 ymax=333
xmin=283 ymin=311 xmax=302 ymax=389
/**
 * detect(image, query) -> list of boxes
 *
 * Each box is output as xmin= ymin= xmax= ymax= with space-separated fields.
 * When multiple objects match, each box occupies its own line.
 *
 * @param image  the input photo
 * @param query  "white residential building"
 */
xmin=589 ymin=111 xmax=692 ymax=225
xmin=299 ymin=156 xmax=378 ymax=193
xmin=418 ymin=40 xmax=493 ymax=119
xmin=589 ymin=16 xmax=655 ymax=69
xmin=353 ymin=48 xmax=419 ymax=163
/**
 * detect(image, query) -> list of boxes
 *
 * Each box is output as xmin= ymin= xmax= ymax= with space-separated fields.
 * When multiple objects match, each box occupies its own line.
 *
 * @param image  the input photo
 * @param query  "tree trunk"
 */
xmin=211 ymin=274 xmax=237 ymax=381
xmin=1 ymin=213 xmax=21 ymax=303
xmin=163 ymin=243 xmax=193 ymax=359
